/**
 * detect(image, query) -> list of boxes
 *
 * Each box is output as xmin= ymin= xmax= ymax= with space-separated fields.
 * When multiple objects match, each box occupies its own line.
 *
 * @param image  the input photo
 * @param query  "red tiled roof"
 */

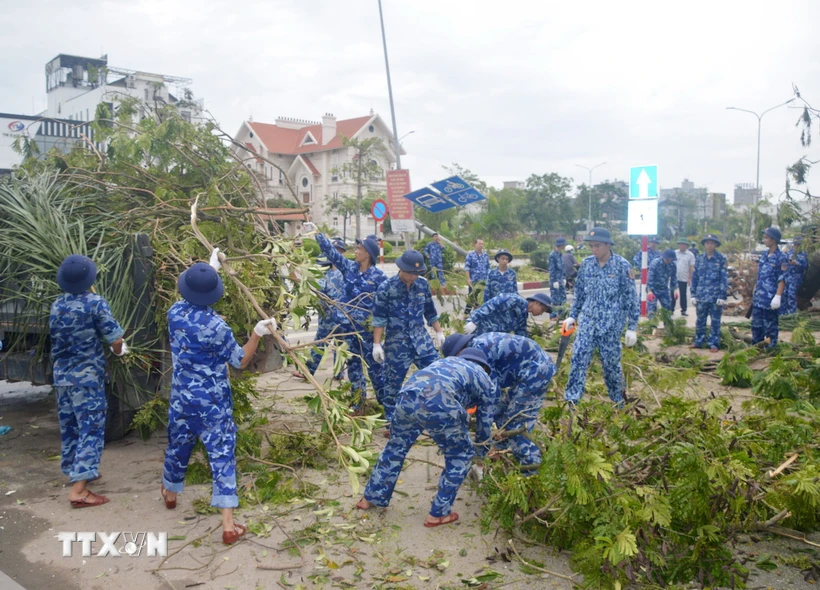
xmin=244 ymin=142 xmax=262 ymax=163
xmin=301 ymin=155 xmax=320 ymax=176
xmin=248 ymin=115 xmax=374 ymax=155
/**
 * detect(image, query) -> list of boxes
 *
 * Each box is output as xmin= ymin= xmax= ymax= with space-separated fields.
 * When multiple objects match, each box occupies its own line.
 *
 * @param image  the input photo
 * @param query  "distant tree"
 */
xmin=520 ymin=173 xmax=575 ymax=235
xmin=475 ymin=187 xmax=524 ymax=237
xmin=334 ymin=136 xmax=386 ymax=240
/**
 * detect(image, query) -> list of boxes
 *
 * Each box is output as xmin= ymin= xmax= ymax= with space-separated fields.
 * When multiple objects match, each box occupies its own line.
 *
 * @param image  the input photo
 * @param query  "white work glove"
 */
xmin=209 ymin=248 xmax=221 ymax=271
xmin=552 ymin=282 xmax=560 ymax=289
xmin=624 ymin=330 xmax=637 ymax=348
xmin=716 ymin=299 xmax=726 ymax=306
xmin=469 ymin=464 xmax=484 ymax=482
xmin=111 ymin=340 xmax=129 ymax=356
xmin=254 ymin=318 xmax=277 ymax=337
xmin=301 ymin=222 xmax=317 ymax=235
xmin=562 ymin=317 xmax=576 ymax=332
xmin=433 ymin=331 xmax=446 ymax=348
xmin=372 ymin=343 xmax=385 ymax=364
xmin=690 ymin=297 xmax=698 ymax=306
xmin=562 ymin=279 xmax=566 ymax=287
xmin=464 ymin=321 xmax=477 ymax=335
xmin=770 ymin=294 xmax=782 ymax=310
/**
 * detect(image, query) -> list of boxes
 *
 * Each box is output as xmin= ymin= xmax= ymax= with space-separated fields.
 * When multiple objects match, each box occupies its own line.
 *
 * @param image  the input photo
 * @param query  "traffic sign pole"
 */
xmin=640 ymin=236 xmax=648 ymax=317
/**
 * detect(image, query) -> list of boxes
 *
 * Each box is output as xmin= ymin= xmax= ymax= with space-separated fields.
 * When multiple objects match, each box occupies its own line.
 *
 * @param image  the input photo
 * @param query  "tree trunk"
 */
xmin=355 ymin=154 xmax=363 ymax=240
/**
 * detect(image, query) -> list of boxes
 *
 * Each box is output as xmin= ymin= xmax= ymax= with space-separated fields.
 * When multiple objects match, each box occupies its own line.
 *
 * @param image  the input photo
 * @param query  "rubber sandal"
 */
xmin=222 ymin=523 xmax=247 ymax=545
xmin=70 ymin=490 xmax=109 ymax=509
xmin=383 ymin=429 xmax=390 ymax=439
xmin=291 ymin=371 xmax=306 ymax=380
xmin=424 ymin=512 xmax=459 ymax=528
xmin=710 ymin=347 xmax=719 ymax=353
xmin=161 ymin=485 xmax=176 ymax=510
xmin=356 ymin=498 xmax=371 ymax=510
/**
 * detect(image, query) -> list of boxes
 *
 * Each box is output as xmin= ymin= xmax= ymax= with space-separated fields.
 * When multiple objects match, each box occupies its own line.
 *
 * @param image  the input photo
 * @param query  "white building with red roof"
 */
xmin=233 ymin=111 xmax=403 ymax=237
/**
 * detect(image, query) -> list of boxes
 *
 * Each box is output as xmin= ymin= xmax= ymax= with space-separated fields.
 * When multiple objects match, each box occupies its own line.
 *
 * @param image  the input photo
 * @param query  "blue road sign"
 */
xmin=371 ymin=199 xmax=387 ymax=221
xmin=403 ymin=188 xmax=457 ymax=213
xmin=405 ymin=175 xmax=487 ymax=212
xmin=629 ymin=165 xmax=658 ymax=199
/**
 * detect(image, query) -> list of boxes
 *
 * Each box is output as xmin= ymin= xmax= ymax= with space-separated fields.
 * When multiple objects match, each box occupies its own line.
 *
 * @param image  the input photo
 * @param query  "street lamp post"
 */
xmin=575 ymin=162 xmax=607 ymax=231
xmin=726 ymin=98 xmax=795 ymax=190
xmin=726 ymin=98 xmax=795 ymax=249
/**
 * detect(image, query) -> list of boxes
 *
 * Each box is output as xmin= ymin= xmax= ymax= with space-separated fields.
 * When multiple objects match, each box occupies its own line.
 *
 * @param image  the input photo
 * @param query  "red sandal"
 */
xmin=424 ymin=512 xmax=459 ymax=528
xmin=160 ymin=485 xmax=176 ymax=510
xmin=70 ymin=490 xmax=109 ymax=509
xmin=222 ymin=523 xmax=247 ymax=545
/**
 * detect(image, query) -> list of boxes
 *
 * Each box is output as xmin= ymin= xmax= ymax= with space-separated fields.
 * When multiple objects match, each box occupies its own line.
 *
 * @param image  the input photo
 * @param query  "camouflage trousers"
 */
xmin=304 ymin=320 xmax=341 ymax=376
xmin=345 ymin=329 xmax=385 ymax=406
xmin=363 ymin=388 xmax=474 ymax=517
xmin=782 ymin=282 xmax=801 ymax=315
xmin=163 ymin=399 xmax=238 ymax=508
xmin=647 ymin=291 xmax=673 ymax=317
xmin=565 ymin=328 xmax=624 ymax=404
xmin=495 ymin=356 xmax=555 ymax=468
xmin=694 ymin=301 xmax=723 ymax=349
xmin=550 ymin=285 xmax=566 ymax=307
xmin=428 ymin=267 xmax=446 ymax=286
xmin=56 ymin=384 xmax=106 ymax=483
xmin=752 ymin=306 xmax=779 ymax=348
xmin=382 ymin=338 xmax=440 ymax=423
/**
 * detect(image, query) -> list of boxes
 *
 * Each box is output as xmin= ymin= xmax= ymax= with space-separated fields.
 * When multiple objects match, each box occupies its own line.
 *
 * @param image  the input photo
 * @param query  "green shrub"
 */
xmin=302 ymin=239 xmax=320 ymax=257
xmin=529 ymin=248 xmax=551 ymax=272
xmin=382 ymin=241 xmax=393 ymax=256
xmin=519 ymin=237 xmax=538 ymax=253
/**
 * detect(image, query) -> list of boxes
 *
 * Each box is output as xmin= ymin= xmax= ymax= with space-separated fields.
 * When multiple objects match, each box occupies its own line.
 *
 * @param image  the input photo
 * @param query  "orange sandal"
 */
xmin=160 ymin=485 xmax=176 ymax=510
xmin=424 ymin=512 xmax=459 ymax=528
xmin=70 ymin=490 xmax=109 ymax=509
xmin=222 ymin=523 xmax=247 ymax=545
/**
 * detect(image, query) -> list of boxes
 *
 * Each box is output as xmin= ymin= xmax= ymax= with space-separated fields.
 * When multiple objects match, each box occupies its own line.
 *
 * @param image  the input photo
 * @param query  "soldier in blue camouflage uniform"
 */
xmin=782 ymin=237 xmax=808 ymax=315
xmin=311 ymin=226 xmax=386 ymax=406
xmin=646 ymin=249 xmax=677 ymax=317
xmin=356 ymin=351 xmax=498 ymax=527
xmin=484 ymin=249 xmax=518 ymax=302
xmin=751 ymin=227 xmax=787 ymax=347
xmin=293 ymin=240 xmax=347 ymax=380
xmin=443 ymin=332 xmax=555 ymax=470
xmin=632 ymin=237 xmax=661 ymax=272
xmin=564 ymin=228 xmax=639 ymax=405
xmin=549 ymin=238 xmax=567 ymax=319
xmin=161 ymin=260 xmax=275 ymax=545
xmin=464 ymin=239 xmax=490 ymax=314
xmin=372 ymin=250 xmax=446 ymax=424
xmin=465 ymin=292 xmax=551 ymax=337
xmin=50 ymin=255 xmax=126 ymax=508
xmin=424 ymin=232 xmax=446 ymax=286
xmin=690 ymin=234 xmax=728 ymax=352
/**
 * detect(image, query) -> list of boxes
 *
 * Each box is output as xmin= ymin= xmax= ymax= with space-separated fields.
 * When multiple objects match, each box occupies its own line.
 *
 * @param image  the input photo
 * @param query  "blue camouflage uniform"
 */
xmin=647 ymin=257 xmax=676 ymax=316
xmin=317 ymin=233 xmax=387 ymax=403
xmin=163 ymin=300 xmax=246 ymax=508
xmin=50 ymin=293 xmax=124 ymax=483
xmin=484 ymin=268 xmax=518 ymax=302
xmin=752 ymin=249 xmax=788 ymax=347
xmin=424 ymin=241 xmax=446 ymax=285
xmin=633 ymin=247 xmax=660 ymax=272
xmin=469 ymin=293 xmax=530 ymax=337
xmin=464 ymin=249 xmax=490 ymax=313
xmin=549 ymin=250 xmax=566 ymax=307
xmin=691 ymin=250 xmax=728 ymax=349
xmin=362 ymin=357 xmax=498 ymax=517
xmin=468 ymin=333 xmax=555 ymax=468
xmin=566 ymin=254 xmax=639 ymax=404
xmin=372 ymin=275 xmax=441 ymax=422
xmin=304 ymin=267 xmax=344 ymax=375
xmin=782 ymin=247 xmax=808 ymax=315
xmin=464 ymin=250 xmax=490 ymax=283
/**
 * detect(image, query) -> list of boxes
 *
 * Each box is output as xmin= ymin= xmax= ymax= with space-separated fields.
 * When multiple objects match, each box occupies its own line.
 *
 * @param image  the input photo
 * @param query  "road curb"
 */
xmin=519 ymin=280 xmax=550 ymax=290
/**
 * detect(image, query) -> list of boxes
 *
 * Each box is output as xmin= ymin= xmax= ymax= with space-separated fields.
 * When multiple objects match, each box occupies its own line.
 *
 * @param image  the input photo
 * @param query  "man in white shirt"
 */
xmin=674 ymin=239 xmax=696 ymax=316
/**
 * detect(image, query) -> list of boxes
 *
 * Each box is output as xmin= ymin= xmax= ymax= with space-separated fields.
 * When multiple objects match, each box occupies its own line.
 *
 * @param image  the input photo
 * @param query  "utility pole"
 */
xmin=575 ymin=162 xmax=606 ymax=231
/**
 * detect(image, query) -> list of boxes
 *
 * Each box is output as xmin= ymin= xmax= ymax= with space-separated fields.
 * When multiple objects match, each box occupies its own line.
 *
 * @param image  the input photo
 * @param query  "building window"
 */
xmin=301 ymin=177 xmax=309 ymax=188
xmin=333 ymin=217 xmax=339 ymax=227
xmin=331 ymin=174 xmax=339 ymax=182
xmin=332 ymin=191 xmax=339 ymax=200
xmin=302 ymin=192 xmax=310 ymax=204
xmin=181 ymin=111 xmax=191 ymax=123
xmin=368 ymin=124 xmax=375 ymax=132
xmin=144 ymin=88 xmax=149 ymax=101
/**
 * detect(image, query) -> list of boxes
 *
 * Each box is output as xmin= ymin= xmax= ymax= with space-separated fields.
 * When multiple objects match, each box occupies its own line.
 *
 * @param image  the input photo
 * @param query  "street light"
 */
xmin=726 ymin=98 xmax=795 ymax=189
xmin=398 ymin=130 xmax=415 ymax=144
xmin=575 ymin=162 xmax=607 ymax=231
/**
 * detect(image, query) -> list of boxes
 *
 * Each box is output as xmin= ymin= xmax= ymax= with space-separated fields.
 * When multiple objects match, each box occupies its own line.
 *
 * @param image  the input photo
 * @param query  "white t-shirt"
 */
xmin=675 ymin=249 xmax=695 ymax=282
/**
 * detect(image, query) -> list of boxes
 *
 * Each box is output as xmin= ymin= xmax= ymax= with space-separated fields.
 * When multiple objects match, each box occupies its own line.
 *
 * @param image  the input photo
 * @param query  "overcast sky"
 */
xmin=3 ymin=0 xmax=819 ymax=204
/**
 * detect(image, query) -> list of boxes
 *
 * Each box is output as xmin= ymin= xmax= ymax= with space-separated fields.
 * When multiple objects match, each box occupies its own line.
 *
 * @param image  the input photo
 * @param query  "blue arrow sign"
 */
xmin=404 ymin=175 xmax=487 ymax=212
xmin=629 ymin=165 xmax=658 ymax=199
